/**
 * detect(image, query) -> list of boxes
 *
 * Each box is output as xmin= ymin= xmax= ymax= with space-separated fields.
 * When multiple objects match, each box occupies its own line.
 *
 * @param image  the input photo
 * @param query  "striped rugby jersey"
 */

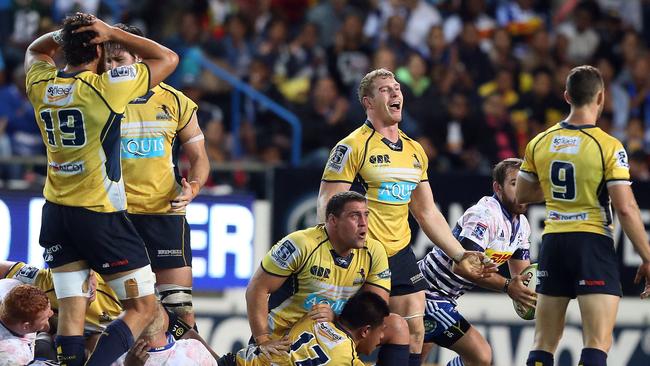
xmin=419 ymin=195 xmax=531 ymax=304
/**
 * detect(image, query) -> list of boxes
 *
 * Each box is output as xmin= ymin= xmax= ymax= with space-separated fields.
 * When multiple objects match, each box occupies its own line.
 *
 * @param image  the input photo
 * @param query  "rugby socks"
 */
xmin=446 ymin=356 xmax=465 ymax=366
xmin=86 ymin=318 xmax=134 ymax=365
xmin=55 ymin=335 xmax=85 ymax=366
xmin=526 ymin=350 xmax=554 ymax=366
xmin=579 ymin=348 xmax=607 ymax=366
xmin=408 ymin=352 xmax=421 ymax=366
xmin=376 ymin=344 xmax=409 ymax=365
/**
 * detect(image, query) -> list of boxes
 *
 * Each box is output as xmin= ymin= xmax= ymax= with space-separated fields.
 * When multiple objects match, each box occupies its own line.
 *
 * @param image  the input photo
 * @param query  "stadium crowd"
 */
xmin=1 ymin=0 xmax=650 ymax=184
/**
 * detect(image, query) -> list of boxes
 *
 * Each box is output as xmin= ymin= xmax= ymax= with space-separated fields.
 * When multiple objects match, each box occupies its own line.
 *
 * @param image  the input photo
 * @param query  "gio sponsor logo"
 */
xmin=121 ymin=137 xmax=165 ymax=159
xmin=44 ymin=84 xmax=73 ymax=106
xmin=550 ymin=136 xmax=581 ymax=154
xmin=49 ymin=161 xmax=84 ymax=175
xmin=378 ymin=181 xmax=417 ymax=203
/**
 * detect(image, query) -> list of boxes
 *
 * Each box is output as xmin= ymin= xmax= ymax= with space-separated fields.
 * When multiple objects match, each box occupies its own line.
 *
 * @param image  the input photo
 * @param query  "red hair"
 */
xmin=0 ymin=284 xmax=49 ymax=323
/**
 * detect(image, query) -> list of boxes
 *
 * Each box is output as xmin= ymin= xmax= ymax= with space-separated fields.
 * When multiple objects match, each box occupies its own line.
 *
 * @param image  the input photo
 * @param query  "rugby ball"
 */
xmin=513 ymin=263 xmax=537 ymax=320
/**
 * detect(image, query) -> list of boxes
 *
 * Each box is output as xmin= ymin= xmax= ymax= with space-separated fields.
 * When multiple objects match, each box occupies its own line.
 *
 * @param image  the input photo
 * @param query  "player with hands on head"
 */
xmin=419 ymin=158 xmax=535 ymax=366
xmin=516 ymin=65 xmax=650 ymax=366
xmin=24 ymin=12 xmax=178 ymax=366
xmin=104 ymin=23 xmax=209 ymax=329
xmin=317 ymin=68 xmax=494 ymax=366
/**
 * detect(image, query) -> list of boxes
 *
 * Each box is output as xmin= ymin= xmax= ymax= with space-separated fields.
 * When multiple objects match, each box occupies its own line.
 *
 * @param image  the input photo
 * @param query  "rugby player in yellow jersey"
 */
xmin=246 ymin=192 xmax=411 ymax=364
xmin=220 ymin=291 xmax=406 ymax=366
xmin=103 ymin=24 xmax=209 ymax=329
xmin=516 ymin=65 xmax=650 ymax=366
xmin=317 ymin=68 xmax=492 ymax=365
xmin=24 ymin=13 xmax=178 ymax=365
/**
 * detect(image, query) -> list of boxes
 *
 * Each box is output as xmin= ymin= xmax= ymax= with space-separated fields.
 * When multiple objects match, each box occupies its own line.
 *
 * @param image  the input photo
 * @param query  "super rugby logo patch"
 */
xmin=326 ymin=144 xmax=351 ymax=173
xmin=108 ymin=65 xmax=137 ymax=83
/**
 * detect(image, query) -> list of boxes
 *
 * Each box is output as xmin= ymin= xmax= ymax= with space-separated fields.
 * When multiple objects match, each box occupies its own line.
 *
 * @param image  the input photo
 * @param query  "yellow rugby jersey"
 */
xmin=26 ymin=61 xmax=150 ymax=212
xmin=4 ymin=262 xmax=122 ymax=333
xmin=121 ymin=82 xmax=197 ymax=214
xmin=234 ymin=316 xmax=364 ymax=366
xmin=261 ymin=224 xmax=390 ymax=338
xmin=520 ymin=122 xmax=631 ymax=237
xmin=322 ymin=121 xmax=429 ymax=256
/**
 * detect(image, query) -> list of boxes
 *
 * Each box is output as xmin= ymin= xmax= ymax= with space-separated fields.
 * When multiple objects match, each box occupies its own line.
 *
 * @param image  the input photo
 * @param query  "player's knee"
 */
xmin=383 ymin=313 xmax=410 ymax=345
xmin=470 ymin=344 xmax=492 ymax=366
xmin=106 ymin=265 xmax=156 ymax=301
xmin=157 ymin=283 xmax=194 ymax=318
xmin=51 ymin=268 xmax=90 ymax=299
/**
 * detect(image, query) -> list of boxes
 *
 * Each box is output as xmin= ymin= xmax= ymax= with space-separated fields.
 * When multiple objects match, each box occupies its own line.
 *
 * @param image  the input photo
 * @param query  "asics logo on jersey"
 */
xmin=378 ymin=181 xmax=417 ymax=202
xmin=121 ymin=137 xmax=165 ymax=159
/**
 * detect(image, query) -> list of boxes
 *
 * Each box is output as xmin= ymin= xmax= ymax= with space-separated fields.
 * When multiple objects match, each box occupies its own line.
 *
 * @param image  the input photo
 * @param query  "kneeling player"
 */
xmin=418 ymin=159 xmax=537 ymax=365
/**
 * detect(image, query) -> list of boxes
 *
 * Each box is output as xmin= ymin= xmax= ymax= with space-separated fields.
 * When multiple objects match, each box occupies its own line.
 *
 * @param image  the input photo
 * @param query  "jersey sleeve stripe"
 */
xmin=321 ymin=179 xmax=354 ymax=184
xmin=2 ymin=262 xmax=20 ymax=278
xmin=363 ymin=282 xmax=390 ymax=294
xmin=176 ymin=108 xmax=197 ymax=132
xmin=606 ymin=180 xmax=632 ymax=187
xmin=518 ymin=170 xmax=538 ymax=182
xmin=260 ymin=262 xmax=291 ymax=277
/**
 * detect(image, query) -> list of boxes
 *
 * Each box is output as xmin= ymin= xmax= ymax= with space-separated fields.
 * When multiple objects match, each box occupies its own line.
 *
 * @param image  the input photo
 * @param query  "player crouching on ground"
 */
xmin=219 ymin=291 xmax=408 ymax=365
xmin=418 ymin=158 xmax=536 ymax=366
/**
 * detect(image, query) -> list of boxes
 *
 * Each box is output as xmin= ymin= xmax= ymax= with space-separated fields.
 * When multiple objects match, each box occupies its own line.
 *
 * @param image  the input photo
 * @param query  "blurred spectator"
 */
xmin=282 ymin=22 xmax=327 ymax=81
xmin=402 ymin=0 xmax=442 ymax=53
xmin=212 ymin=13 xmax=255 ymax=79
xmin=488 ymin=28 xmax=519 ymax=72
xmin=480 ymin=93 xmax=519 ymax=165
xmin=496 ymin=0 xmax=544 ymax=38
xmin=327 ymin=13 xmax=371 ymax=97
xmin=377 ymin=15 xmax=413 ymax=65
xmin=478 ymin=68 xmax=519 ymax=109
xmin=623 ymin=56 xmax=650 ymax=148
xmin=396 ymin=52 xmax=437 ymax=128
xmin=624 ymin=117 xmax=647 ymax=154
xmin=512 ymin=67 xmax=567 ymax=138
xmin=0 ymin=67 xmax=44 ymax=181
xmin=556 ymin=1 xmax=600 ymax=64
xmin=307 ymin=0 xmax=353 ymax=47
xmin=629 ymin=150 xmax=650 ymax=181
xmin=255 ymin=17 xmax=290 ymax=73
xmin=371 ymin=46 xmax=398 ymax=72
xmin=457 ymin=23 xmax=493 ymax=87
xmin=519 ymin=29 xmax=555 ymax=72
xmin=296 ymin=76 xmax=351 ymax=166
xmin=443 ymin=0 xmax=496 ymax=47
xmin=614 ymin=30 xmax=645 ymax=85
xmin=596 ymin=57 xmax=629 ymax=140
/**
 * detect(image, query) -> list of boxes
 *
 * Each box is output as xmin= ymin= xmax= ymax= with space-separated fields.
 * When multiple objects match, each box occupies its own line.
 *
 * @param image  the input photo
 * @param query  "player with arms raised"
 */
xmin=317 ymin=68 xmax=491 ymax=366
xmin=104 ymin=23 xmax=209 ymax=330
xmin=24 ymin=13 xmax=178 ymax=365
xmin=516 ymin=65 xmax=650 ymax=366
xmin=419 ymin=158 xmax=536 ymax=366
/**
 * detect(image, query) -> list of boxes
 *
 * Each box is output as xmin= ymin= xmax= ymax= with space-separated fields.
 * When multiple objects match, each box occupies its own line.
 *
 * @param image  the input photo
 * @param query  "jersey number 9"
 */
xmin=550 ymin=161 xmax=576 ymax=201
xmin=40 ymin=109 xmax=86 ymax=147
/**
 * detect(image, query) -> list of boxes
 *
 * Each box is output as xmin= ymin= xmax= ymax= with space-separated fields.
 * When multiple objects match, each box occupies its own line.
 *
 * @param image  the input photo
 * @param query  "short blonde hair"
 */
xmin=357 ymin=68 xmax=395 ymax=107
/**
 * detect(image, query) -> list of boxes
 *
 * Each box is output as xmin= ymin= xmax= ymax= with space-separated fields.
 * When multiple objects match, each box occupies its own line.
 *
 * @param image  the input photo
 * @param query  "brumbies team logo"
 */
xmin=156 ymin=105 xmax=172 ymax=120
xmin=44 ymin=84 xmax=74 ymax=106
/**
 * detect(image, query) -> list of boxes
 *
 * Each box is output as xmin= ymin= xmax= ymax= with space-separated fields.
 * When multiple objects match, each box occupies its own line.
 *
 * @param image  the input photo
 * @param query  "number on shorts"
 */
xmin=291 ymin=332 xmax=330 ymax=366
xmin=550 ymin=161 xmax=576 ymax=200
xmin=39 ymin=109 xmax=86 ymax=147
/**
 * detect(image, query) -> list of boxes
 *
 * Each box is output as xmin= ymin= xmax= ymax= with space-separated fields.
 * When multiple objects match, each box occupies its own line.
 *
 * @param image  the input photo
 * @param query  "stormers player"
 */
xmin=516 ymin=65 xmax=650 ymax=366
xmin=317 ymin=68 xmax=492 ymax=366
xmin=24 ymin=13 xmax=177 ymax=365
xmin=419 ymin=158 xmax=536 ymax=366
xmin=103 ymin=24 xmax=209 ymax=329
xmin=220 ymin=292 xmax=405 ymax=366
xmin=246 ymin=192 xmax=411 ymax=364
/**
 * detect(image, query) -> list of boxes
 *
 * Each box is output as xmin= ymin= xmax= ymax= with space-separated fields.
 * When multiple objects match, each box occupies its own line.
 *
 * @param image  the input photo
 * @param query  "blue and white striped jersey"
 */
xmin=418 ymin=195 xmax=531 ymax=305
